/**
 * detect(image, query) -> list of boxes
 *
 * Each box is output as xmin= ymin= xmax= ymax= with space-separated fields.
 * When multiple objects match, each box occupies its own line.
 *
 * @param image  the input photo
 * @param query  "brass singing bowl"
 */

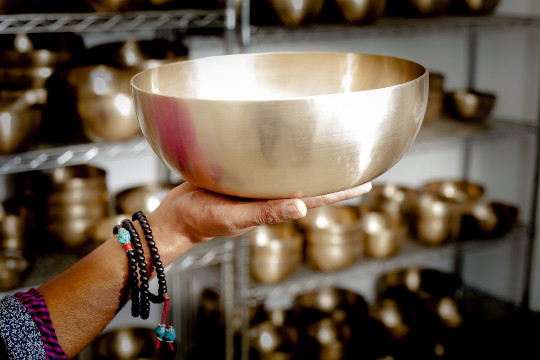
xmin=448 ymin=0 xmax=500 ymax=14
xmin=360 ymin=211 xmax=406 ymax=259
xmin=68 ymin=65 xmax=141 ymax=142
xmin=334 ymin=0 xmax=387 ymax=24
xmin=91 ymin=327 xmax=169 ymax=360
xmin=0 ymin=88 xmax=46 ymax=154
xmin=0 ymin=33 xmax=83 ymax=68
xmin=297 ymin=205 xmax=364 ymax=271
xmin=387 ymin=0 xmax=451 ymax=16
xmin=115 ymin=182 xmax=176 ymax=214
xmin=132 ymin=52 xmax=428 ymax=199
xmin=87 ymin=39 xmax=189 ymax=74
xmin=267 ymin=0 xmax=325 ymax=26
xmin=444 ymin=89 xmax=496 ymax=123
xmin=248 ymin=222 xmax=303 ymax=284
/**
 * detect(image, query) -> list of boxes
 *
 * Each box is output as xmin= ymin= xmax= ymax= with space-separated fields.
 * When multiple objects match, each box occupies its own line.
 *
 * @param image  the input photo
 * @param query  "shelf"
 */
xmin=247 ymin=15 xmax=540 ymax=45
xmin=411 ymin=118 xmax=538 ymax=153
xmin=0 ymin=8 xmax=227 ymax=34
xmin=0 ymin=136 xmax=154 ymax=175
xmin=245 ymin=225 xmax=527 ymax=304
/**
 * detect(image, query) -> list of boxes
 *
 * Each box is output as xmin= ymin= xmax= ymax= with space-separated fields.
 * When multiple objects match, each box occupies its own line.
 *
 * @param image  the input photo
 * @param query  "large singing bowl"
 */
xmin=131 ymin=52 xmax=428 ymax=199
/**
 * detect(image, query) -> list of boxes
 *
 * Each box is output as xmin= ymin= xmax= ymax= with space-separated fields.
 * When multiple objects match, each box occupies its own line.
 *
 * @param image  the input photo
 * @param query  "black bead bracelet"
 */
xmin=114 ymin=211 xmax=175 ymax=350
xmin=113 ymin=225 xmax=140 ymax=318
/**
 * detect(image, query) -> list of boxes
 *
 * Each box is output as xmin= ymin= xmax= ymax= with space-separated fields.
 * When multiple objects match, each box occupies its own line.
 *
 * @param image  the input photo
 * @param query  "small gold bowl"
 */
xmin=0 ymin=89 xmax=45 ymax=154
xmin=91 ymin=327 xmax=173 ymax=359
xmin=298 ymin=205 xmax=363 ymax=272
xmin=267 ymin=0 xmax=325 ymax=26
xmin=67 ymin=64 xmax=141 ymax=142
xmin=386 ymin=0 xmax=451 ymax=17
xmin=406 ymin=191 xmax=463 ymax=245
xmin=333 ymin=0 xmax=387 ymax=24
xmin=360 ymin=210 xmax=406 ymax=259
xmin=115 ymin=182 xmax=177 ymax=215
xmin=248 ymin=222 xmax=303 ymax=284
xmin=444 ymin=89 xmax=497 ymax=123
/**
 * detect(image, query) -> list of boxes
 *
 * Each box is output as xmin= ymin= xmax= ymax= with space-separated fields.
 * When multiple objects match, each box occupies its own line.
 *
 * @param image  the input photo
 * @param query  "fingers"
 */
xmin=301 ymin=182 xmax=372 ymax=209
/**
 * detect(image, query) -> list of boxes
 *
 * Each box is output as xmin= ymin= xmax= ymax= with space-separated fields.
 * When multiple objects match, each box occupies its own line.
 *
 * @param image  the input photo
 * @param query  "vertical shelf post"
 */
xmin=520 ymin=31 xmax=540 ymax=310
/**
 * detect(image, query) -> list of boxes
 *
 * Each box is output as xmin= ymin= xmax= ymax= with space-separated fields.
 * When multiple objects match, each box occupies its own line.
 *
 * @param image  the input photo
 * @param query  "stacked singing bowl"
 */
xmin=132 ymin=52 xmax=428 ymax=199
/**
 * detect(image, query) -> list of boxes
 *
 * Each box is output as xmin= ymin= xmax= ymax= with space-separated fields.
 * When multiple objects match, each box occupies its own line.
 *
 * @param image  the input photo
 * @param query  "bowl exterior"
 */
xmin=132 ymin=53 xmax=428 ymax=199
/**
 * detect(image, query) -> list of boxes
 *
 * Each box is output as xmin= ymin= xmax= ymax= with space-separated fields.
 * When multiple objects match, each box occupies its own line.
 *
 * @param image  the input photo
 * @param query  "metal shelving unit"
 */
xmin=0 ymin=136 xmax=153 ymax=175
xmin=0 ymin=8 xmax=228 ymax=34
xmin=242 ymin=14 xmax=540 ymax=48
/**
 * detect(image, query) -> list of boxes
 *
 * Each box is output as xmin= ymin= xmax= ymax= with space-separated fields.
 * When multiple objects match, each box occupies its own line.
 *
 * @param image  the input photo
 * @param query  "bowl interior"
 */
xmin=132 ymin=52 xmax=425 ymax=101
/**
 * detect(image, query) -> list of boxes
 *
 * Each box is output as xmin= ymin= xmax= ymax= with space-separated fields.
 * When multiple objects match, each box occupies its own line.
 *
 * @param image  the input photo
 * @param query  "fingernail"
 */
xmin=284 ymin=200 xmax=307 ymax=220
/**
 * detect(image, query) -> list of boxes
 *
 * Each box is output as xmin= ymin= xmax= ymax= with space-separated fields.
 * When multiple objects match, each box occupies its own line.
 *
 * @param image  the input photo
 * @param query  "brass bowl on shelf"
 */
xmin=297 ymin=205 xmax=363 ymax=272
xmin=90 ymin=327 xmax=172 ymax=359
xmin=115 ymin=182 xmax=177 ymax=215
xmin=67 ymin=64 xmax=141 ymax=142
xmin=0 ymin=33 xmax=83 ymax=68
xmin=87 ymin=39 xmax=189 ymax=74
xmin=386 ymin=0 xmax=452 ymax=17
xmin=333 ymin=0 xmax=387 ymax=24
xmin=444 ymin=89 xmax=496 ymax=123
xmin=0 ymin=88 xmax=46 ymax=154
xmin=423 ymin=72 xmax=445 ymax=126
xmin=131 ymin=52 xmax=428 ymax=199
xmin=447 ymin=0 xmax=500 ymax=14
xmin=406 ymin=191 xmax=463 ymax=245
xmin=0 ymin=65 xmax=55 ymax=89
xmin=266 ymin=0 xmax=325 ymax=26
xmin=422 ymin=179 xmax=485 ymax=205
xmin=361 ymin=183 xmax=418 ymax=227
xmin=29 ymin=165 xmax=110 ymax=248
xmin=360 ymin=210 xmax=406 ymax=259
xmin=0 ymin=250 xmax=32 ymax=291
xmin=248 ymin=222 xmax=303 ymax=284
xmin=37 ymin=164 xmax=108 ymax=193
xmin=461 ymin=201 xmax=519 ymax=239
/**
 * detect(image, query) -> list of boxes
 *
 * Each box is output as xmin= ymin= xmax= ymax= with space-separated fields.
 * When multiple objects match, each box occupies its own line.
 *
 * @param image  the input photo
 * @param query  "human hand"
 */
xmin=149 ymin=181 xmax=372 ymax=246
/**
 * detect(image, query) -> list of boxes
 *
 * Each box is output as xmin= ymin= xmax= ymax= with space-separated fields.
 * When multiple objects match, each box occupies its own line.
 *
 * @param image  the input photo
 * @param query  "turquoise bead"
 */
xmin=164 ymin=327 xmax=176 ymax=342
xmin=116 ymin=228 xmax=131 ymax=245
xmin=155 ymin=324 xmax=166 ymax=339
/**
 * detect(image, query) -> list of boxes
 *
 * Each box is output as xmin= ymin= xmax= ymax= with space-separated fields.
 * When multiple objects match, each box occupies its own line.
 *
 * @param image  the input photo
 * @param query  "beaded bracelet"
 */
xmin=113 ymin=225 xmax=140 ymax=318
xmin=113 ymin=212 xmax=175 ymax=351
xmin=132 ymin=211 xmax=175 ymax=350
xmin=121 ymin=219 xmax=151 ymax=319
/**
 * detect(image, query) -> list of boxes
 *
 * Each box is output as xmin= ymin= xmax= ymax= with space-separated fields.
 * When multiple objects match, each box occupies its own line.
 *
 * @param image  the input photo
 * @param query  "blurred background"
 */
xmin=0 ymin=0 xmax=539 ymax=359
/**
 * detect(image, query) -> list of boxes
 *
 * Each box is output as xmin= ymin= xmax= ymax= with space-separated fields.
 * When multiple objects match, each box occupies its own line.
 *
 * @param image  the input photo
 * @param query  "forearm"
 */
xmin=37 ymin=213 xmax=193 ymax=359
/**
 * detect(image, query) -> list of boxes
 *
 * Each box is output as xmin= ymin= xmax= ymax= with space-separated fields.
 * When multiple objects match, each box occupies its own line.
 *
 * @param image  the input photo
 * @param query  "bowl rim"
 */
xmin=131 ymin=51 xmax=428 ymax=103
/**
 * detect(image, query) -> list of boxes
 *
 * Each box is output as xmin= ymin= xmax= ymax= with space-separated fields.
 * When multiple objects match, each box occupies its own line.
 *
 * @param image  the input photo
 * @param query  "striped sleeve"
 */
xmin=14 ymin=288 xmax=68 ymax=360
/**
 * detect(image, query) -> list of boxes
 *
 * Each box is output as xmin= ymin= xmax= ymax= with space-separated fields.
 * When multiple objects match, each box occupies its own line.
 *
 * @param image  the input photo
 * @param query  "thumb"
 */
xmin=237 ymin=198 xmax=308 ymax=228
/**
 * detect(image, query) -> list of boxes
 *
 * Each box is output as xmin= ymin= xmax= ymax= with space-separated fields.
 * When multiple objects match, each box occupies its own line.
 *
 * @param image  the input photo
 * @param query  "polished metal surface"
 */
xmin=132 ymin=52 xmax=428 ymax=199
xmin=267 ymin=0 xmax=325 ymax=26
xmin=334 ymin=0 xmax=387 ymax=23
xmin=297 ymin=205 xmax=364 ymax=272
xmin=444 ymin=89 xmax=496 ymax=123
xmin=0 ymin=88 xmax=46 ymax=154
xmin=248 ymin=222 xmax=302 ymax=284
xmin=68 ymin=65 xmax=141 ymax=142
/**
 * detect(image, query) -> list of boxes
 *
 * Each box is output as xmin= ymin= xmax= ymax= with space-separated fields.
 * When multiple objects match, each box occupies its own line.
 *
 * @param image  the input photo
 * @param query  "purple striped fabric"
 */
xmin=14 ymin=288 xmax=68 ymax=360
